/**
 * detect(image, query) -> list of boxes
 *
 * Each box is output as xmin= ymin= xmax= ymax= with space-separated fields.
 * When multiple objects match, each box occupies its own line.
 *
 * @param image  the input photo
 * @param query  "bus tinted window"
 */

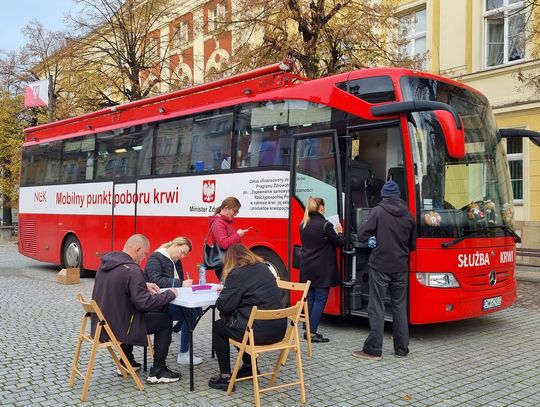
xmin=95 ymin=124 xmax=153 ymax=180
xmin=61 ymin=136 xmax=95 ymax=183
xmin=190 ymin=110 xmax=233 ymax=171
xmin=234 ymin=101 xmax=332 ymax=168
xmin=155 ymin=117 xmax=193 ymax=175
xmin=21 ymin=141 xmax=62 ymax=186
xmin=344 ymin=76 xmax=395 ymax=103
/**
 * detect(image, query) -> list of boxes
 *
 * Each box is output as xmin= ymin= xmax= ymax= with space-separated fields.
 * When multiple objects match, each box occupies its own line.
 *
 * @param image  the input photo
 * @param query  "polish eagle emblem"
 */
xmin=202 ymin=180 xmax=216 ymax=203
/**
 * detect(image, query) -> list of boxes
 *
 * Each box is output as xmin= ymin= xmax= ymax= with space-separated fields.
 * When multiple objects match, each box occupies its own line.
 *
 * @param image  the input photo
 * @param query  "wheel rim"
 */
xmin=265 ymin=261 xmax=279 ymax=279
xmin=65 ymin=242 xmax=80 ymax=268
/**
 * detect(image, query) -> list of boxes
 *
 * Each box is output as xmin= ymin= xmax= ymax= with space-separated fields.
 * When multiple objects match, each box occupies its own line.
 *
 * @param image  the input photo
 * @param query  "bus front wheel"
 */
xmin=62 ymin=235 xmax=93 ymax=278
xmin=253 ymin=247 xmax=290 ymax=306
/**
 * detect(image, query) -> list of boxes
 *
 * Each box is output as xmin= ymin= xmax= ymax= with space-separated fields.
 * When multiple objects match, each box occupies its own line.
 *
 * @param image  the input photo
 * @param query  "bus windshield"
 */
xmin=401 ymin=76 xmax=514 ymax=239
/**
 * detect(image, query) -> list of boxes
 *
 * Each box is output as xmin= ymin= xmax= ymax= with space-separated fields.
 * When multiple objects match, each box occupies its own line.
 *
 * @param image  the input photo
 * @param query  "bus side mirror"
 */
xmin=499 ymin=128 xmax=540 ymax=147
xmin=371 ymin=100 xmax=465 ymax=159
xmin=434 ymin=110 xmax=465 ymax=159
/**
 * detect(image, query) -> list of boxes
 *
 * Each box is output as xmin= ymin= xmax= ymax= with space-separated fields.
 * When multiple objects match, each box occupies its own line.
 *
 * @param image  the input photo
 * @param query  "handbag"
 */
xmin=203 ymin=225 xmax=225 ymax=269
xmin=292 ymin=245 xmax=302 ymax=269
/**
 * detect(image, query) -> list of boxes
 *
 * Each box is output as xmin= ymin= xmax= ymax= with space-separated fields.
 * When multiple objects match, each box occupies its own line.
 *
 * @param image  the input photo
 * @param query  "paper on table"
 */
xmin=326 ymin=214 xmax=340 ymax=231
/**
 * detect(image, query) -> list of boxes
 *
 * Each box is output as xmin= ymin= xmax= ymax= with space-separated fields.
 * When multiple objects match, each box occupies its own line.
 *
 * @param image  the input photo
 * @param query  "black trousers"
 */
xmin=121 ymin=311 xmax=172 ymax=368
xmin=363 ymin=270 xmax=409 ymax=357
xmin=212 ymin=319 xmax=283 ymax=374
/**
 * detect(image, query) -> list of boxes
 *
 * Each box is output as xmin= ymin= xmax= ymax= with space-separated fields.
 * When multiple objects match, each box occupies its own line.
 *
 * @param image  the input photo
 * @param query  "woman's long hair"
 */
xmin=221 ymin=244 xmax=264 ymax=282
xmin=301 ymin=197 xmax=324 ymax=229
xmin=160 ymin=237 xmax=193 ymax=251
xmin=214 ymin=196 xmax=241 ymax=215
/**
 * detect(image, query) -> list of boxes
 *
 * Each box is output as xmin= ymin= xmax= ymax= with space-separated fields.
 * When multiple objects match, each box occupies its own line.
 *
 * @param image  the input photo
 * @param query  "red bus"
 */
xmin=19 ymin=61 xmax=539 ymax=324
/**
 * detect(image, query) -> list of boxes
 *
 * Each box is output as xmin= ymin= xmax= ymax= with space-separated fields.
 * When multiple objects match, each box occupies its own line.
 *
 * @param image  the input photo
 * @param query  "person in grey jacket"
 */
xmin=208 ymin=244 xmax=286 ymax=391
xmin=91 ymin=234 xmax=181 ymax=383
xmin=352 ymin=180 xmax=416 ymax=360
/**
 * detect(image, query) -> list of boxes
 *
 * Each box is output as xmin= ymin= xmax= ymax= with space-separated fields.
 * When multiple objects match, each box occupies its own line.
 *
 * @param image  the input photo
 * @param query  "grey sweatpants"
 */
xmin=363 ymin=270 xmax=409 ymax=356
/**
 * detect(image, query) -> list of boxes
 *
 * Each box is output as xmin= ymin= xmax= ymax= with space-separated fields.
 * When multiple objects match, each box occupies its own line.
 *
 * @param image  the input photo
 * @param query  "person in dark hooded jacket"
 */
xmin=352 ymin=180 xmax=416 ymax=360
xmin=91 ymin=234 xmax=181 ymax=384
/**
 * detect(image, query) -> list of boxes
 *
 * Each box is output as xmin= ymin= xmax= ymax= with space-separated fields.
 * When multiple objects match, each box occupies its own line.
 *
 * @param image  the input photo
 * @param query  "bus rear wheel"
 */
xmin=253 ymin=247 xmax=290 ymax=306
xmin=62 ymin=235 xmax=93 ymax=278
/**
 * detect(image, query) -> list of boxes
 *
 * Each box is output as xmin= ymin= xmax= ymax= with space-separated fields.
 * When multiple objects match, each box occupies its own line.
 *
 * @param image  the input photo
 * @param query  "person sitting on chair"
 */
xmin=208 ymin=244 xmax=286 ymax=391
xmin=91 ymin=234 xmax=181 ymax=384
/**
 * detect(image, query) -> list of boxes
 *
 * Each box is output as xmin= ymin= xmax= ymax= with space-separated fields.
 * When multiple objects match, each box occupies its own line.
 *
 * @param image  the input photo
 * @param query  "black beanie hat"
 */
xmin=381 ymin=180 xmax=401 ymax=198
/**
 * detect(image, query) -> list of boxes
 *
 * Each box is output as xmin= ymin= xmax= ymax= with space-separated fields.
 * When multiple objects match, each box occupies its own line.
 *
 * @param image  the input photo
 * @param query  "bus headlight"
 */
xmin=416 ymin=273 xmax=460 ymax=288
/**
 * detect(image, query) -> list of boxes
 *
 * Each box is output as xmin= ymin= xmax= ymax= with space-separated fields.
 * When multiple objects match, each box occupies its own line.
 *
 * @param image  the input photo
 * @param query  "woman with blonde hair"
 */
xmin=144 ymin=237 xmax=204 ymax=365
xmin=299 ymin=197 xmax=344 ymax=343
xmin=207 ymin=197 xmax=252 ymax=280
xmin=208 ymin=244 xmax=286 ymax=391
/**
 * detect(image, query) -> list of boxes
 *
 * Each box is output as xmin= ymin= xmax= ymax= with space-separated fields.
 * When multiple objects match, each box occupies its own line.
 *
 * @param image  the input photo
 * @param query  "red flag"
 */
xmin=24 ymin=80 xmax=49 ymax=107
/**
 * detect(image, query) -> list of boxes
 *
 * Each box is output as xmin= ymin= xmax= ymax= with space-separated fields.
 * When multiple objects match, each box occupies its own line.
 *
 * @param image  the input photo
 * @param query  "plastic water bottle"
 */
xmin=368 ymin=236 xmax=377 ymax=249
xmin=199 ymin=263 xmax=207 ymax=285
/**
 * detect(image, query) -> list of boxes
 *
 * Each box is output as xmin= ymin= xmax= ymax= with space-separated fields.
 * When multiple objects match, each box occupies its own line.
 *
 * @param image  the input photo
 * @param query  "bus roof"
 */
xmin=24 ymin=62 xmax=485 ymax=144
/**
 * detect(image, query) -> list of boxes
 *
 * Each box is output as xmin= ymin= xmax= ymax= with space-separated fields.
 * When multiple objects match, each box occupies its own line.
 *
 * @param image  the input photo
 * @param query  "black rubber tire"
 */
xmin=62 ymin=235 xmax=93 ymax=278
xmin=252 ymin=247 xmax=290 ymax=307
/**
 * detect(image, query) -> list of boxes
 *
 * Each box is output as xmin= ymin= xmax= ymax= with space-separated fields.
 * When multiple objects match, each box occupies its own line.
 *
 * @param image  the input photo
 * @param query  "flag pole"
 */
xmin=48 ymin=75 xmax=54 ymax=122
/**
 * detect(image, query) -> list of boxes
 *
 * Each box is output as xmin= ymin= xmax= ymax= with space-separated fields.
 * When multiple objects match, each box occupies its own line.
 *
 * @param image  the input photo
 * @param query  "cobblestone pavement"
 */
xmin=1 ymin=241 xmax=539 ymax=406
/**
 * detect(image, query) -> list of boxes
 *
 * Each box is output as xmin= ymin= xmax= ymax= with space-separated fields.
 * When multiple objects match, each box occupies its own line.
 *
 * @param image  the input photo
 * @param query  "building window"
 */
xmin=146 ymin=36 xmax=159 ymax=61
xmin=484 ymin=0 xmax=525 ymax=67
xmin=507 ymin=137 xmax=523 ymax=201
xmin=399 ymin=8 xmax=427 ymax=65
xmin=174 ymin=21 xmax=189 ymax=48
xmin=208 ymin=2 xmax=227 ymax=32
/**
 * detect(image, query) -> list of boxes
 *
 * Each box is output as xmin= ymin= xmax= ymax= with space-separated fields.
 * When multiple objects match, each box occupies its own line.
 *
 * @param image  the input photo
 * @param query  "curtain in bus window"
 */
xmin=155 ymin=117 xmax=193 ymax=175
xmin=190 ymin=110 xmax=233 ymax=171
xmin=21 ymin=142 xmax=62 ymax=186
xmin=61 ymin=136 xmax=95 ymax=182
xmin=95 ymin=124 xmax=153 ymax=180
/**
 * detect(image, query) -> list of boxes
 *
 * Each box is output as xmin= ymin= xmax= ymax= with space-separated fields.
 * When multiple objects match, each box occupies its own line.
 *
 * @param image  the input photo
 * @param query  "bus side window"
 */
xmin=155 ymin=117 xmax=193 ymax=175
xmin=190 ymin=110 xmax=233 ymax=172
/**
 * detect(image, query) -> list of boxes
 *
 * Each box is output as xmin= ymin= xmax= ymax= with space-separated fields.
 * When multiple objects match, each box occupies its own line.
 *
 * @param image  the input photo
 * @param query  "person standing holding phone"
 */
xmin=299 ymin=197 xmax=345 ymax=343
xmin=208 ymin=196 xmax=252 ymax=280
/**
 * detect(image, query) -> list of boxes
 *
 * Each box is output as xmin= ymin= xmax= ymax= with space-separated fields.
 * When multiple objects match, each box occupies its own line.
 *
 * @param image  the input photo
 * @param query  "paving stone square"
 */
xmin=0 ymin=242 xmax=539 ymax=406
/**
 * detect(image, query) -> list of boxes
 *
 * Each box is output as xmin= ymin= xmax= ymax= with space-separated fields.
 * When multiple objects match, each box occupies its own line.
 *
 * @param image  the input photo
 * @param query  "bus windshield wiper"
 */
xmin=441 ymin=230 xmax=488 ymax=249
xmin=485 ymin=225 xmax=521 ymax=243
xmin=441 ymin=225 xmax=521 ymax=248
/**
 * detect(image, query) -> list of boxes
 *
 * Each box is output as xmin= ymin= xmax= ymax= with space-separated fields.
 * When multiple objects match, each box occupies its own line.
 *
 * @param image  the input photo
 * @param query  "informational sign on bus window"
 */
xmin=19 ymin=170 xmax=294 ymax=219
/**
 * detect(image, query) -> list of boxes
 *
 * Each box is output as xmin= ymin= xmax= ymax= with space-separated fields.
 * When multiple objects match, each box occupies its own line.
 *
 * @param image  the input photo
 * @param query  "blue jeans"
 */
xmin=168 ymin=304 xmax=202 ymax=353
xmin=306 ymin=287 xmax=330 ymax=334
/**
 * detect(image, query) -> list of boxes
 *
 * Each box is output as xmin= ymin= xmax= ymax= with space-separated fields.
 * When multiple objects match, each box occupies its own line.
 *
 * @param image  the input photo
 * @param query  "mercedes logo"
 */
xmin=489 ymin=270 xmax=497 ymax=286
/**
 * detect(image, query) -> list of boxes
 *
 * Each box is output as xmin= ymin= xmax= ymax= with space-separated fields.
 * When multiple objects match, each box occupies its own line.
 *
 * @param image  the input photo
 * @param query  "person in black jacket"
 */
xmin=299 ymin=197 xmax=345 ymax=343
xmin=92 ymin=234 xmax=181 ymax=384
xmin=208 ymin=244 xmax=287 ymax=391
xmin=144 ymin=237 xmax=203 ymax=365
xmin=352 ymin=180 xmax=416 ymax=361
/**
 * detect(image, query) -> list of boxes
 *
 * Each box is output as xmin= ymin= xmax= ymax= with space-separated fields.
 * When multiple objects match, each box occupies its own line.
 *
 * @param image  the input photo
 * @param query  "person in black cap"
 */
xmin=352 ymin=180 xmax=416 ymax=360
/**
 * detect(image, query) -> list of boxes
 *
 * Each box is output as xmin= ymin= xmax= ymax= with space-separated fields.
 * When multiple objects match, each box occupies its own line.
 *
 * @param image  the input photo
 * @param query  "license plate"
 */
xmin=483 ymin=296 xmax=502 ymax=311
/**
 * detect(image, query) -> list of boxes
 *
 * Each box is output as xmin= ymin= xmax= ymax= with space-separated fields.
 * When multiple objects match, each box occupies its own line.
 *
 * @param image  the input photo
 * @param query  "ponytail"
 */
xmin=215 ymin=196 xmax=241 ymax=215
xmin=301 ymin=197 xmax=324 ymax=229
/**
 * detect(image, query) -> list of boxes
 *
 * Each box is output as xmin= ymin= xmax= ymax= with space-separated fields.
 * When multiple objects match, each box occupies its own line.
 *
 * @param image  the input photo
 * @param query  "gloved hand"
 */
xmin=368 ymin=236 xmax=377 ymax=249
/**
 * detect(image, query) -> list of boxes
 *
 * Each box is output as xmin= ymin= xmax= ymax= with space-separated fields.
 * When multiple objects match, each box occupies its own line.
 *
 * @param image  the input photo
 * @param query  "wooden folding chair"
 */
xmin=227 ymin=302 xmax=306 ymax=407
xmin=276 ymin=278 xmax=312 ymax=357
xmin=143 ymin=335 xmax=154 ymax=372
xmin=69 ymin=293 xmax=144 ymax=401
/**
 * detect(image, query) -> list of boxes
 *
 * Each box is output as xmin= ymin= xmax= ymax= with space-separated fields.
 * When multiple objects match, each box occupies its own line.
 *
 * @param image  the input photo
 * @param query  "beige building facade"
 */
xmin=396 ymin=0 xmax=540 ymax=259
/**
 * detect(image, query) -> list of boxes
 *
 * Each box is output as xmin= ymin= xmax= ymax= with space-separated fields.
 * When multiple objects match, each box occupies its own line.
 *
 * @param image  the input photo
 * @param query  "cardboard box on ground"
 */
xmin=57 ymin=268 xmax=80 ymax=285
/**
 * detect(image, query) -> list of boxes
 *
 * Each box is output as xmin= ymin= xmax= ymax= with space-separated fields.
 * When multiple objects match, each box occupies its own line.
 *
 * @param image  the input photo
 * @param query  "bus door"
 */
xmin=288 ymin=130 xmax=344 ymax=315
xmin=112 ymin=182 xmax=138 ymax=251
xmin=344 ymin=122 xmax=404 ymax=317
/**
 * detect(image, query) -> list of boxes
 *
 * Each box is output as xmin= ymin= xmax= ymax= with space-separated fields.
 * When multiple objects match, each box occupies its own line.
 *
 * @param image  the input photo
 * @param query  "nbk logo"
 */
xmin=202 ymin=180 xmax=216 ymax=203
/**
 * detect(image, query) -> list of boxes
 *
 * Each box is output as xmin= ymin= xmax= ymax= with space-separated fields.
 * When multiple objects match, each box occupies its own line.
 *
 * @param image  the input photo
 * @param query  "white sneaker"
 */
xmin=177 ymin=352 xmax=203 ymax=365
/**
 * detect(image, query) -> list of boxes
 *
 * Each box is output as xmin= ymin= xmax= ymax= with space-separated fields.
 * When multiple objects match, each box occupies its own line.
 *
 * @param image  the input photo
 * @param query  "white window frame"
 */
xmin=398 ymin=8 xmax=427 ymax=68
xmin=174 ymin=21 xmax=189 ymax=48
xmin=208 ymin=2 xmax=227 ymax=32
xmin=506 ymin=136 xmax=524 ymax=204
xmin=483 ymin=0 xmax=526 ymax=68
